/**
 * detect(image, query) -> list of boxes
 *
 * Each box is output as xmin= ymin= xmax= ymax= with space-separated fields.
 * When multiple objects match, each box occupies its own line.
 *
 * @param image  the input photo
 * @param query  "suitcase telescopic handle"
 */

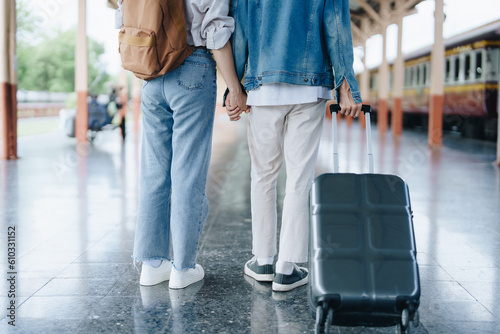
xmin=329 ymin=104 xmax=374 ymax=174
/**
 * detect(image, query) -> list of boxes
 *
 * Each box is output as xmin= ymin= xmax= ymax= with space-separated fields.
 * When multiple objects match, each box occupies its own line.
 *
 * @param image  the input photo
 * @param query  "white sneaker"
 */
xmin=169 ymin=264 xmax=205 ymax=289
xmin=140 ymin=261 xmax=172 ymax=286
xmin=169 ymin=280 xmax=204 ymax=310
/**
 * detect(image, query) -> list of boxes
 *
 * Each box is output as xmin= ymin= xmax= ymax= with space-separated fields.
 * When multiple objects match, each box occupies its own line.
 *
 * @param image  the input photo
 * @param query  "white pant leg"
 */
xmin=247 ymin=105 xmax=287 ymax=258
xmin=279 ymin=100 xmax=326 ymax=263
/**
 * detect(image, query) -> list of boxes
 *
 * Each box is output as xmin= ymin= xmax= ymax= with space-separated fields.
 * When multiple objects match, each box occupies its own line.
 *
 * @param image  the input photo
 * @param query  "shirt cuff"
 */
xmin=206 ymin=28 xmax=232 ymax=50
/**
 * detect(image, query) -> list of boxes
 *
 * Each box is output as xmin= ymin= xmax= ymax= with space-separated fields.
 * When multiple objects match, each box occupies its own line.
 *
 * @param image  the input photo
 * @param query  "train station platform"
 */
xmin=1 ymin=113 xmax=499 ymax=333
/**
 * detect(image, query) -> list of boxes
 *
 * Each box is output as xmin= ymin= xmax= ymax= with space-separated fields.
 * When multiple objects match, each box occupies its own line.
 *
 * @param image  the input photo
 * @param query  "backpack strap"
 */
xmin=167 ymin=1 xmax=187 ymax=44
xmin=118 ymin=33 xmax=156 ymax=47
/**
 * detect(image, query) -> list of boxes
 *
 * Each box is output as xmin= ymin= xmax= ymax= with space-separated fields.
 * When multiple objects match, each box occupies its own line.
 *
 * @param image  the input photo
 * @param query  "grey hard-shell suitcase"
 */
xmin=308 ymin=105 xmax=420 ymax=334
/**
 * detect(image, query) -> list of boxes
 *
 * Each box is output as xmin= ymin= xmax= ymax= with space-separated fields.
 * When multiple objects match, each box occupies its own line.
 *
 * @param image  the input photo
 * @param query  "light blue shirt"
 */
xmin=183 ymin=0 xmax=234 ymax=50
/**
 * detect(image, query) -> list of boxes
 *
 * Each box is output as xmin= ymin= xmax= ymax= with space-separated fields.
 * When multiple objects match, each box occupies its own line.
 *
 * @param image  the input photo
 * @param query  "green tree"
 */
xmin=17 ymin=29 xmax=110 ymax=94
xmin=16 ymin=1 xmax=110 ymax=94
xmin=16 ymin=0 xmax=36 ymax=43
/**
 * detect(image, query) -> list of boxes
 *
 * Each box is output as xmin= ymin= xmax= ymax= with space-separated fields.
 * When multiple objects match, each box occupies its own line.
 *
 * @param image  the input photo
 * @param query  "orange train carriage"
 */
xmin=364 ymin=20 xmax=499 ymax=140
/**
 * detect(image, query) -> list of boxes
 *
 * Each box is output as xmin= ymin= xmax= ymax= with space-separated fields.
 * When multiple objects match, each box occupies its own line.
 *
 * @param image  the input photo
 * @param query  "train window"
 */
xmin=475 ymin=51 xmax=483 ymax=79
xmin=454 ymin=56 xmax=460 ymax=82
xmin=427 ymin=63 xmax=432 ymax=85
xmin=464 ymin=54 xmax=471 ymax=80
xmin=445 ymin=59 xmax=451 ymax=82
xmin=423 ymin=64 xmax=428 ymax=86
xmin=487 ymin=49 xmax=499 ymax=80
xmin=416 ymin=66 xmax=420 ymax=86
xmin=370 ymin=75 xmax=377 ymax=90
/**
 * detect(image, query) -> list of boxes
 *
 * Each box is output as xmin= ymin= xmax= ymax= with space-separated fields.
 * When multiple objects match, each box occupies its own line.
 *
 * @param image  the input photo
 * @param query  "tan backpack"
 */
xmin=118 ymin=0 xmax=193 ymax=81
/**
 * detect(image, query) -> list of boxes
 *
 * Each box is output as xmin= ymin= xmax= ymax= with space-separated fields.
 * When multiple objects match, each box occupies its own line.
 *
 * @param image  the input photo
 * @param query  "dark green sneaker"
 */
xmin=244 ymin=257 xmax=274 ymax=282
xmin=272 ymin=265 xmax=308 ymax=292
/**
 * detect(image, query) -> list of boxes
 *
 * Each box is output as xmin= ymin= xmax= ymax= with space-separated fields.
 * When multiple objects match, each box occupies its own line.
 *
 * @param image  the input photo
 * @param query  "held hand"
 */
xmin=225 ymin=94 xmax=244 ymax=121
xmin=226 ymin=89 xmax=250 ymax=122
xmin=229 ymin=88 xmax=249 ymax=112
xmin=338 ymin=79 xmax=361 ymax=118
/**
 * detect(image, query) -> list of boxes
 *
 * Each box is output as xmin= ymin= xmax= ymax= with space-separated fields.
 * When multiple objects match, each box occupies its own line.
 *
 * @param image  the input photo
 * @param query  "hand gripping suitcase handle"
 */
xmin=329 ymin=104 xmax=374 ymax=174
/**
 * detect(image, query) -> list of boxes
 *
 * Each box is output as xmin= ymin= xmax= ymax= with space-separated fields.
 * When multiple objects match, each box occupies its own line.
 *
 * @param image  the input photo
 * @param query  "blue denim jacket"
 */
xmin=231 ymin=0 xmax=361 ymax=104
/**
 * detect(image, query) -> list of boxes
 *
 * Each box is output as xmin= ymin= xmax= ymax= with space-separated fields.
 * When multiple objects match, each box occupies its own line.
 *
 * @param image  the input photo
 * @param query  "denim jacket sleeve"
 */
xmin=323 ymin=0 xmax=362 ymax=104
xmin=230 ymin=0 xmax=248 ymax=82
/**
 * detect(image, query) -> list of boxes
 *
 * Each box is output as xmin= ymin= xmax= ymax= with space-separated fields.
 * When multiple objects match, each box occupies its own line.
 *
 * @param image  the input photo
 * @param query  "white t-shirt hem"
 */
xmin=247 ymin=83 xmax=332 ymax=107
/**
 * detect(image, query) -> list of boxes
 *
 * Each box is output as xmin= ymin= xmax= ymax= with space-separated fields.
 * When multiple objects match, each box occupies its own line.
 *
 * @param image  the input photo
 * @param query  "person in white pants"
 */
xmin=228 ymin=82 xmax=360 ymax=292
xmin=227 ymin=0 xmax=362 ymax=292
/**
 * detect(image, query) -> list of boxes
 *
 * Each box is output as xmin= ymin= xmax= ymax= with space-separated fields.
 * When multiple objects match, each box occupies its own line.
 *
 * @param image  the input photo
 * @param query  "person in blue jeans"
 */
xmin=225 ymin=0 xmax=362 ymax=292
xmin=131 ymin=0 xmax=248 ymax=289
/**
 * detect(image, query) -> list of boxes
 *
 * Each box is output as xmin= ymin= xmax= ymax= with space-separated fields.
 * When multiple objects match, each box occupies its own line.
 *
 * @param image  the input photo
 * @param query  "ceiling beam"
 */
xmin=355 ymin=0 xmax=383 ymax=26
xmin=395 ymin=0 xmax=423 ymax=15
xmin=351 ymin=22 xmax=369 ymax=41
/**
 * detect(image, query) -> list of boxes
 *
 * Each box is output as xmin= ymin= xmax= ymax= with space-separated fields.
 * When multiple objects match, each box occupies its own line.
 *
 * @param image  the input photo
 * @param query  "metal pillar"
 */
xmin=0 ymin=0 xmax=17 ymax=160
xmin=392 ymin=14 xmax=404 ymax=136
xmin=75 ymin=0 xmax=88 ymax=143
xmin=428 ymin=0 xmax=445 ymax=147
xmin=131 ymin=76 xmax=141 ymax=134
xmin=377 ymin=1 xmax=390 ymax=135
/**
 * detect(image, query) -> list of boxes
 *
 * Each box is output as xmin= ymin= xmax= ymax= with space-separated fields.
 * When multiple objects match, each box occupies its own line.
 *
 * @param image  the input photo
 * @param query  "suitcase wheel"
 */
xmin=325 ymin=308 xmax=334 ymax=334
xmin=412 ymin=310 xmax=420 ymax=327
xmin=314 ymin=305 xmax=334 ymax=334
xmin=314 ymin=305 xmax=324 ymax=334
xmin=398 ymin=309 xmax=410 ymax=334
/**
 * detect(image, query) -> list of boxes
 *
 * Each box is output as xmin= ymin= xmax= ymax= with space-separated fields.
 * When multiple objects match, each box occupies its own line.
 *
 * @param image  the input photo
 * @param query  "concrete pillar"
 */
xmin=360 ymin=44 xmax=370 ymax=103
xmin=8 ymin=0 xmax=15 ymax=155
xmin=0 ymin=0 xmax=17 ymax=160
xmin=377 ymin=1 xmax=390 ymax=135
xmin=428 ymin=0 xmax=445 ymax=147
xmin=131 ymin=76 xmax=141 ymax=134
xmin=75 ymin=0 xmax=88 ymax=143
xmin=392 ymin=14 xmax=405 ymax=136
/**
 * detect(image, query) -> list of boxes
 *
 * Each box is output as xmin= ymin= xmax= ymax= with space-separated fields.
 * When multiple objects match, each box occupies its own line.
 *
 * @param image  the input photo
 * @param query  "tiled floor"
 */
xmin=1 ymin=113 xmax=499 ymax=333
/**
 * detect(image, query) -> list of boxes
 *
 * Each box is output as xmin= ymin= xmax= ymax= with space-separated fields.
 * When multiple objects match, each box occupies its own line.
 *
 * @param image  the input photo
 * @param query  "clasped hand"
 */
xmin=225 ymin=89 xmax=250 ymax=122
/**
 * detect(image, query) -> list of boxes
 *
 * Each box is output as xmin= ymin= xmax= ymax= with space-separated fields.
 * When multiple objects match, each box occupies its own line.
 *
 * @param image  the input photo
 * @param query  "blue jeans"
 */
xmin=133 ymin=49 xmax=217 ymax=270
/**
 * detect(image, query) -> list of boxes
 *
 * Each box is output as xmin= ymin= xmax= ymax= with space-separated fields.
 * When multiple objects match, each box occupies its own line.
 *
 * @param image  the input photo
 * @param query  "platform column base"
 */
xmin=76 ymin=91 xmax=88 ymax=143
xmin=428 ymin=95 xmax=444 ymax=147
xmin=392 ymin=97 xmax=403 ymax=136
xmin=377 ymin=99 xmax=388 ymax=134
xmin=0 ymin=82 xmax=17 ymax=160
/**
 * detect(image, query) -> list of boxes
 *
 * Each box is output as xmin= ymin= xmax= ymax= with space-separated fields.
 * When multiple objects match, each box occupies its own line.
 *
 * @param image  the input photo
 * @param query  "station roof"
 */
xmin=349 ymin=0 xmax=425 ymax=17
xmin=349 ymin=0 xmax=425 ymax=45
xmin=400 ymin=18 xmax=500 ymax=62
